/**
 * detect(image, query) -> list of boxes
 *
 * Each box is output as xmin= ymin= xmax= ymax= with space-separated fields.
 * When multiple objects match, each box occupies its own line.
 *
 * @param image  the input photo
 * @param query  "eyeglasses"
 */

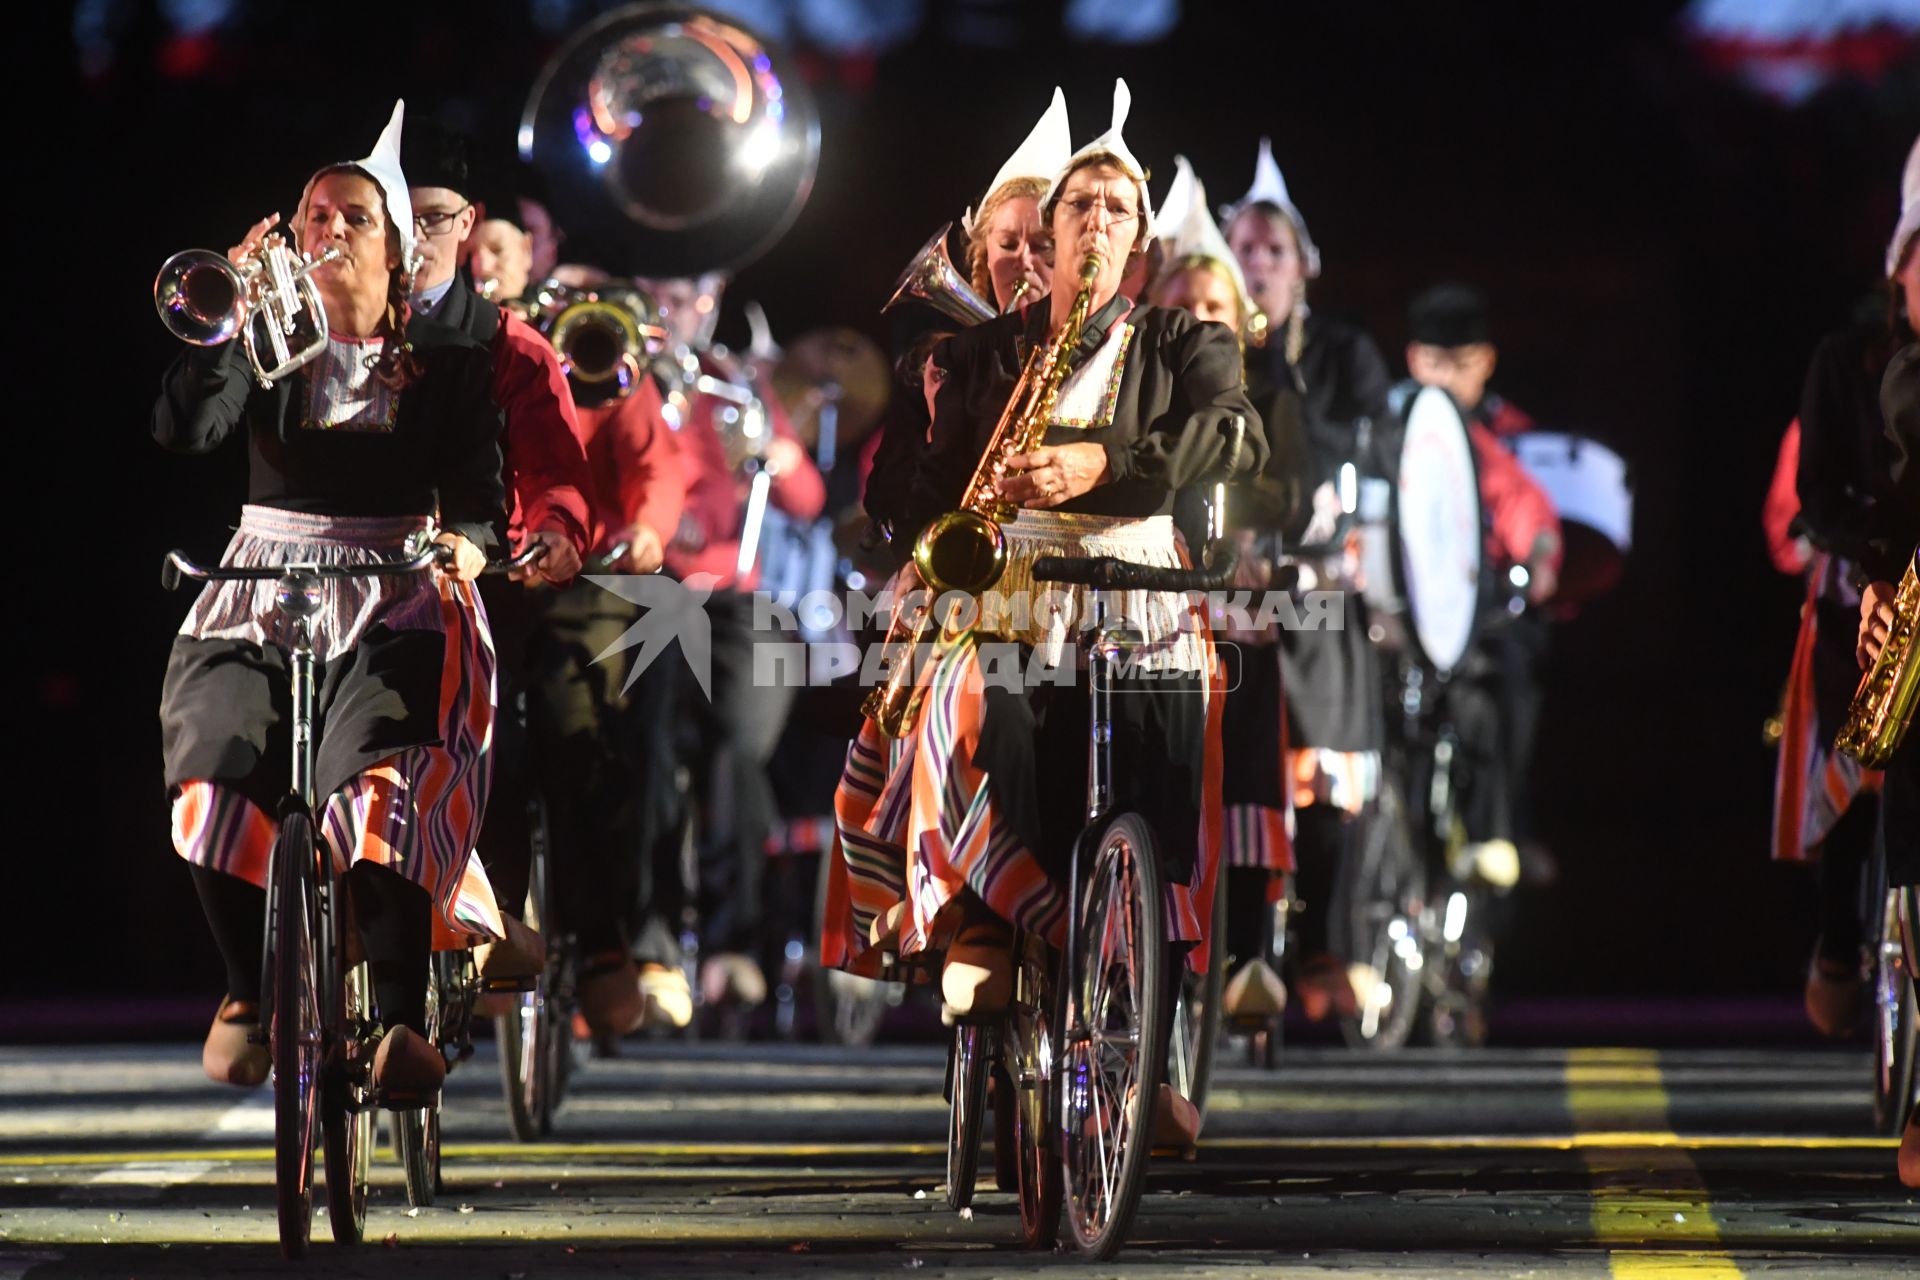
xmin=1057 ymin=195 xmax=1138 ymax=226
xmin=413 ymin=203 xmax=471 ymax=236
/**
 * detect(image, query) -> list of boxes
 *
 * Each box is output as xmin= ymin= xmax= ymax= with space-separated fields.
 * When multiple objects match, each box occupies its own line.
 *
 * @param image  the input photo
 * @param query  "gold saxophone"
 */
xmin=1835 ymin=550 xmax=1920 ymax=768
xmin=861 ymin=250 xmax=1105 ymax=737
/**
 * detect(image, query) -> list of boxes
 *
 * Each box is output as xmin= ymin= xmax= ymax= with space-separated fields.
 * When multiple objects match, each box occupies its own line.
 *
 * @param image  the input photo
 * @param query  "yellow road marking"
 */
xmin=0 ymin=1132 xmax=1892 ymax=1169
xmin=1568 ymin=1048 xmax=1743 ymax=1279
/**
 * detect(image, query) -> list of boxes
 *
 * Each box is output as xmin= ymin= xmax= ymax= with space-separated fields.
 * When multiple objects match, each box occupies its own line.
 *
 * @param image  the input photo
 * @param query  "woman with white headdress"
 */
xmin=1217 ymin=138 xmax=1401 ymax=1022
xmin=831 ymin=81 xmax=1263 ymax=1142
xmin=1149 ymin=157 xmax=1316 ymax=1022
xmin=156 ymin=102 xmax=506 ymax=1098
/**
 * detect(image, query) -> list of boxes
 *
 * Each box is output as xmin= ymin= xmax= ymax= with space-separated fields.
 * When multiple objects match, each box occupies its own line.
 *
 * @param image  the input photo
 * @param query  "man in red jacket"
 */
xmin=1405 ymin=284 xmax=1562 ymax=890
xmin=403 ymin=121 xmax=596 ymax=979
xmin=634 ymin=271 xmax=826 ymax=1018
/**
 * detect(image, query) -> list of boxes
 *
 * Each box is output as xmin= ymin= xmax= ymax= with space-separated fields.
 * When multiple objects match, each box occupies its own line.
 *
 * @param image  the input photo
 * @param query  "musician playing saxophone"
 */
xmin=828 ymin=82 xmax=1263 ymax=1145
xmin=1854 ymin=169 xmax=1920 ymax=1186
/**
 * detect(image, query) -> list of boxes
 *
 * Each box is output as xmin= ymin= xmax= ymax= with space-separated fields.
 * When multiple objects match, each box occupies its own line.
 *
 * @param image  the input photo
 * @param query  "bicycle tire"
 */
xmin=1011 ymin=935 xmax=1061 ymax=1249
xmin=270 ymin=811 xmax=321 ymax=1259
xmin=945 ymin=1023 xmax=989 ymax=1210
xmin=323 ymin=963 xmax=373 ymax=1245
xmin=396 ymin=962 xmax=445 ymax=1208
xmin=500 ymin=795 xmax=555 ymax=1141
xmin=1874 ymin=882 xmax=1919 ymax=1135
xmin=1169 ymin=877 xmax=1227 ymax=1120
xmin=1329 ymin=777 xmax=1426 ymax=1052
xmin=1061 ymin=812 xmax=1166 ymax=1259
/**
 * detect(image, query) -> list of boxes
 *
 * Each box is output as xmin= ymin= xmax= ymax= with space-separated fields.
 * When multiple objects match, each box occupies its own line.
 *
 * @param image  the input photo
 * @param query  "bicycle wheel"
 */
xmin=1060 ymin=812 xmax=1166 ymax=1260
xmin=322 ymin=963 xmax=373 ymax=1245
xmin=269 ymin=811 xmax=322 ymax=1259
xmin=1426 ymin=879 xmax=1494 ymax=1049
xmin=1874 ymin=883 xmax=1919 ymax=1135
xmin=1168 ymin=878 xmax=1227 ymax=1120
xmin=1329 ymin=777 xmax=1426 ymax=1052
xmin=945 ymin=1023 xmax=990 ymax=1210
xmin=396 ymin=962 xmax=445 ymax=1208
xmin=499 ymin=794 xmax=555 ymax=1141
xmin=1009 ymin=934 xmax=1061 ymax=1249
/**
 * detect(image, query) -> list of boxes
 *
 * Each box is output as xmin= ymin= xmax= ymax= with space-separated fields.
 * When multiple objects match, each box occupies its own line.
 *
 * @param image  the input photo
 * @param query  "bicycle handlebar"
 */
xmin=481 ymin=541 xmax=550 ymax=576
xmin=1032 ymin=546 xmax=1241 ymax=593
xmin=162 ymin=544 xmax=450 ymax=592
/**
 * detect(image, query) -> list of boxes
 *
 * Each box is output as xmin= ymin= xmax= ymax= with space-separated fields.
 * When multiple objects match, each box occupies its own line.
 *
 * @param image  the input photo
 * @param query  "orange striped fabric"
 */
xmin=1771 ymin=580 xmax=1879 ymax=863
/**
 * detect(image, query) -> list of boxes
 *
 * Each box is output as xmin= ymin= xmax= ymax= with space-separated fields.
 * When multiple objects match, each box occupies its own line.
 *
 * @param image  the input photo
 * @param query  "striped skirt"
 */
xmin=825 ymin=512 xmax=1226 ymax=975
xmin=1772 ymin=575 xmax=1879 ymax=863
xmin=163 ymin=506 xmax=501 ymax=945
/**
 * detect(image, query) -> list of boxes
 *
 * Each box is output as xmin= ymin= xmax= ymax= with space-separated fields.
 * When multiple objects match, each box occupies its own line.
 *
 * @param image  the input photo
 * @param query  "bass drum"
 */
xmin=1358 ymin=386 xmax=1485 ymax=677
xmin=1508 ymin=431 xmax=1631 ymax=609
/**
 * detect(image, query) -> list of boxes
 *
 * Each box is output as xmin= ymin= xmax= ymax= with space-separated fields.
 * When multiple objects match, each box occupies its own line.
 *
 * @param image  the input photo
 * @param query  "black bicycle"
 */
xmin=164 ymin=541 xmax=448 ymax=1257
xmin=1868 ymin=816 xmax=1919 ymax=1135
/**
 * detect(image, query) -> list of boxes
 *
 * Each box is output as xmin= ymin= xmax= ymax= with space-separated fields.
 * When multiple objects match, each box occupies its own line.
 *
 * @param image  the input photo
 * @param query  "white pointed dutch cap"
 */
xmin=1042 ymin=78 xmax=1157 ymax=247
xmin=304 ymin=99 xmax=417 ymax=267
xmin=961 ymin=86 xmax=1072 ymax=237
xmin=1888 ymin=132 xmax=1920 ymax=278
xmin=1157 ymin=155 xmax=1252 ymax=313
xmin=1220 ymin=137 xmax=1320 ymax=279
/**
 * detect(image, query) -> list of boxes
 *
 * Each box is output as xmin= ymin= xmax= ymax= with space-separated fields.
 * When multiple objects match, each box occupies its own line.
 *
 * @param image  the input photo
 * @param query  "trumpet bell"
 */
xmin=519 ymin=3 xmax=820 ymax=277
xmin=154 ymin=250 xmax=246 ymax=346
xmin=536 ymin=283 xmax=666 ymax=406
xmin=884 ymin=223 xmax=996 ymax=327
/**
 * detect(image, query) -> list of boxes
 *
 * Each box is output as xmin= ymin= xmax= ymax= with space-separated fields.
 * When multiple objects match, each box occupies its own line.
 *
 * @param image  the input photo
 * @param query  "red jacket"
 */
xmin=665 ymin=357 xmax=827 ymax=591
xmin=574 ymin=379 xmax=687 ymax=558
xmin=1764 ymin=420 xmax=1810 ymax=575
xmin=493 ymin=310 xmax=595 ymax=561
xmin=1470 ymin=421 xmax=1562 ymax=577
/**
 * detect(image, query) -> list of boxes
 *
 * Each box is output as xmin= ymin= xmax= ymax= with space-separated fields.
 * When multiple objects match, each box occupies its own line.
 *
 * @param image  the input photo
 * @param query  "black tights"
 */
xmin=1815 ymin=797 xmax=1878 ymax=966
xmin=191 ymin=860 xmax=431 ymax=1034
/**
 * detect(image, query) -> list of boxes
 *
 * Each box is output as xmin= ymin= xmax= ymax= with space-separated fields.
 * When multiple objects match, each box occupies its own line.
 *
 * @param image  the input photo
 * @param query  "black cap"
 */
xmin=401 ymin=117 xmax=471 ymax=197
xmin=1407 ymin=282 xmax=1490 ymax=348
xmin=467 ymin=150 xmax=526 ymax=232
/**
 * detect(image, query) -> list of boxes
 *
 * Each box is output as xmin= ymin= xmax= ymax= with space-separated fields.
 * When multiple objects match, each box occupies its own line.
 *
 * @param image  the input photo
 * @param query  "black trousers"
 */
xmin=628 ymin=590 xmax=796 ymax=957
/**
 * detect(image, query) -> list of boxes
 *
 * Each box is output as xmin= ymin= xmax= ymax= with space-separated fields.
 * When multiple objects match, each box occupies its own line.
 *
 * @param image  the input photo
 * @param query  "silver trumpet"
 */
xmin=154 ymin=241 xmax=340 ymax=388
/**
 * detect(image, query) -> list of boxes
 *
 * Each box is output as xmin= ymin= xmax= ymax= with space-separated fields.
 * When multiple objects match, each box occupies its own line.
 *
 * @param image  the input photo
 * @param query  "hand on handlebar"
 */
xmin=434 ymin=532 xmax=487 ymax=582
xmin=510 ymin=530 xmax=580 ymax=586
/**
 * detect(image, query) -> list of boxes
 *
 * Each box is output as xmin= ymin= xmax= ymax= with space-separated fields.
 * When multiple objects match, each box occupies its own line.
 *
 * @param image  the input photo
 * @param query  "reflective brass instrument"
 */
xmin=518 ymin=3 xmax=820 ymax=277
xmin=885 ymin=222 xmax=996 ymax=326
xmin=1836 ymin=551 xmax=1920 ymax=768
xmin=522 ymin=279 xmax=666 ymax=406
xmin=862 ymin=250 xmax=1105 ymax=737
xmin=153 ymin=241 xmax=341 ymax=388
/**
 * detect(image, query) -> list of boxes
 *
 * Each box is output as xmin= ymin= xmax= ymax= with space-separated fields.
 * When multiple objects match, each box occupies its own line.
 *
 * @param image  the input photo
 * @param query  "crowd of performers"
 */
xmin=150 ymin=86 xmax=1919 ymax=1186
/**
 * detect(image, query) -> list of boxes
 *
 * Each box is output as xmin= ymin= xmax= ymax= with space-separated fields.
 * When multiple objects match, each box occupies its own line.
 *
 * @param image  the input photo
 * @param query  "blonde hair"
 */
xmin=1150 ymin=253 xmax=1249 ymax=333
xmin=965 ymin=176 xmax=1049 ymax=302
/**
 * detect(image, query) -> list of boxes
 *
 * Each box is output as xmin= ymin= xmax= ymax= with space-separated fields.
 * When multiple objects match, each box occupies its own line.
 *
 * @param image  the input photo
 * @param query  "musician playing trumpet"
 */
xmin=829 ymin=81 xmax=1264 ymax=1146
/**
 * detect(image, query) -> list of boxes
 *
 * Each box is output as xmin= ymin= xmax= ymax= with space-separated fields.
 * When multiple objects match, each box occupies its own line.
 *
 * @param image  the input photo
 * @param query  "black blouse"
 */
xmin=1797 ymin=322 xmax=1906 ymax=581
xmin=152 ymin=314 xmax=507 ymax=553
xmin=905 ymin=298 xmax=1266 ymax=545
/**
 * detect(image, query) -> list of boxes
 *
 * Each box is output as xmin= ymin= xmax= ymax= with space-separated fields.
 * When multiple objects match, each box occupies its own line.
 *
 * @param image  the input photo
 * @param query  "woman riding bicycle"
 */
xmin=830 ymin=82 xmax=1265 ymax=1142
xmin=156 ymin=102 xmax=505 ymax=1099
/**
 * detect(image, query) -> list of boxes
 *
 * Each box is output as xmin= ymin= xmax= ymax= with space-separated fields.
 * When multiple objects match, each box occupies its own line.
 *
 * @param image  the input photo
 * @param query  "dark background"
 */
xmin=14 ymin=1 xmax=1920 ymax=1024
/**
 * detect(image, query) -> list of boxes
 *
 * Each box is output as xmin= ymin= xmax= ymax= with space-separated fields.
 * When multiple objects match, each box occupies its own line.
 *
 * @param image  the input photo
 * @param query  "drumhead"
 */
xmin=1394 ymin=387 xmax=1483 ymax=674
xmin=1509 ymin=431 xmax=1631 ymax=552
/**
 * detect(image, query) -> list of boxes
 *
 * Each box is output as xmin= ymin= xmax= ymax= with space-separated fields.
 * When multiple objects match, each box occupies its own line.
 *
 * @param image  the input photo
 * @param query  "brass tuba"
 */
xmin=518 ymin=4 xmax=820 ymax=278
xmin=862 ymin=250 xmax=1105 ymax=737
xmin=884 ymin=222 xmax=996 ymax=327
xmin=1836 ymin=550 xmax=1920 ymax=768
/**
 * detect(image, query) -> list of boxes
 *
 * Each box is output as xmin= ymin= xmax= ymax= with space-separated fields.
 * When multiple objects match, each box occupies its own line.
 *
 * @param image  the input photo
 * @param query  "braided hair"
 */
xmin=296 ymin=164 xmax=422 ymax=390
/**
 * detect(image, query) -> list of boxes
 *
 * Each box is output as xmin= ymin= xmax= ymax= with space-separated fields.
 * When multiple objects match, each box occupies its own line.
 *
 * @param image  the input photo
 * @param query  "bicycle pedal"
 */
xmin=374 ymin=1089 xmax=436 ymax=1111
xmin=482 ymin=975 xmax=538 ymax=994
